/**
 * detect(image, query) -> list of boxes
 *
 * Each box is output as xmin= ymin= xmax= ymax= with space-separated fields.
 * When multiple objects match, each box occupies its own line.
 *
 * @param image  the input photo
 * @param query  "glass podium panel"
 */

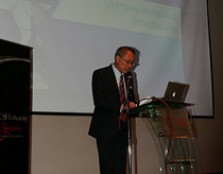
xmin=132 ymin=100 xmax=200 ymax=174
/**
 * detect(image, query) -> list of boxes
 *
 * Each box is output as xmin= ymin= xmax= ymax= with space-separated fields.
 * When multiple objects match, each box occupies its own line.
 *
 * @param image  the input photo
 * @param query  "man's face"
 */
xmin=115 ymin=50 xmax=135 ymax=73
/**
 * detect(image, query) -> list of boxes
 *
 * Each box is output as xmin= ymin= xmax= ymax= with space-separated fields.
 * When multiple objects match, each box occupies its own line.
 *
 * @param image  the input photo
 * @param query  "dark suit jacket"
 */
xmin=88 ymin=65 xmax=135 ymax=141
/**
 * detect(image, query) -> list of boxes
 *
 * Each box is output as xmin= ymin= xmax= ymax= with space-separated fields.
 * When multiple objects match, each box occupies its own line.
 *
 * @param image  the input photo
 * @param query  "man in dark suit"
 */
xmin=88 ymin=46 xmax=138 ymax=174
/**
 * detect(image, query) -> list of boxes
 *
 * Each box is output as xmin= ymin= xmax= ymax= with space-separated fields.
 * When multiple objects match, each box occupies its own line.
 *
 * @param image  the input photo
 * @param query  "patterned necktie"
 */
xmin=119 ymin=75 xmax=125 ymax=104
xmin=118 ymin=75 xmax=127 ymax=128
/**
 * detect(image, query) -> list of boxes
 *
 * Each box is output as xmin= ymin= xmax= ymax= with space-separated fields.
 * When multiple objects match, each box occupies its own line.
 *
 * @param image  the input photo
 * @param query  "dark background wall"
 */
xmin=192 ymin=0 xmax=223 ymax=173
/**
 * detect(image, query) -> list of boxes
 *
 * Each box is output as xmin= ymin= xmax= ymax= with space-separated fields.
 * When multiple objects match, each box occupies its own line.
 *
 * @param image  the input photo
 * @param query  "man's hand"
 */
xmin=121 ymin=101 xmax=136 ymax=111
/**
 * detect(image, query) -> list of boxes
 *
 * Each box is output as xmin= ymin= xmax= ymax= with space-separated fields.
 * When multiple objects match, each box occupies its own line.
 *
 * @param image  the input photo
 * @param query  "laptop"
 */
xmin=164 ymin=81 xmax=189 ymax=103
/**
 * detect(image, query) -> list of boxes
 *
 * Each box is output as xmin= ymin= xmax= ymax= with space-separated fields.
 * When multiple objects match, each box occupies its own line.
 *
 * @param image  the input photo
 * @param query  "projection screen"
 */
xmin=0 ymin=0 xmax=212 ymax=116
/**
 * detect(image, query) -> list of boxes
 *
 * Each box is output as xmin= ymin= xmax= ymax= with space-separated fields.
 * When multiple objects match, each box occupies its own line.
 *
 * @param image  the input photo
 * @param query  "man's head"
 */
xmin=114 ymin=46 xmax=135 ymax=73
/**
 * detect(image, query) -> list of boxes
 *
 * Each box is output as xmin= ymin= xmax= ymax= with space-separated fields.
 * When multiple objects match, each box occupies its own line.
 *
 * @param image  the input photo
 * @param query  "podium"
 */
xmin=131 ymin=98 xmax=199 ymax=174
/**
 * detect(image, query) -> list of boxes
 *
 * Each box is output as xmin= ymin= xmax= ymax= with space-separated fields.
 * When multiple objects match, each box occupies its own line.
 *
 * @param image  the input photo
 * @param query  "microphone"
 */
xmin=127 ymin=74 xmax=133 ymax=90
xmin=125 ymin=72 xmax=135 ymax=108
xmin=126 ymin=72 xmax=133 ymax=90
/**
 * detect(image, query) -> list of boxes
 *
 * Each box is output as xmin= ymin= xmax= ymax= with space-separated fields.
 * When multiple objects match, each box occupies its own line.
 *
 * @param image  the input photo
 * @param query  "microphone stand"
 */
xmin=124 ymin=77 xmax=132 ymax=174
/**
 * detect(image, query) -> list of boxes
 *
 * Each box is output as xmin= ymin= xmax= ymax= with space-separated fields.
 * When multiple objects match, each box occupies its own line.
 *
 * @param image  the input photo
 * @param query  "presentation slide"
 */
xmin=0 ymin=0 xmax=212 ymax=116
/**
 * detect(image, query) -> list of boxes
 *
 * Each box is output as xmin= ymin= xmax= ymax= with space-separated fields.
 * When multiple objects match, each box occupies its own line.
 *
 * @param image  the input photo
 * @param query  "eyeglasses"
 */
xmin=120 ymin=57 xmax=135 ymax=66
